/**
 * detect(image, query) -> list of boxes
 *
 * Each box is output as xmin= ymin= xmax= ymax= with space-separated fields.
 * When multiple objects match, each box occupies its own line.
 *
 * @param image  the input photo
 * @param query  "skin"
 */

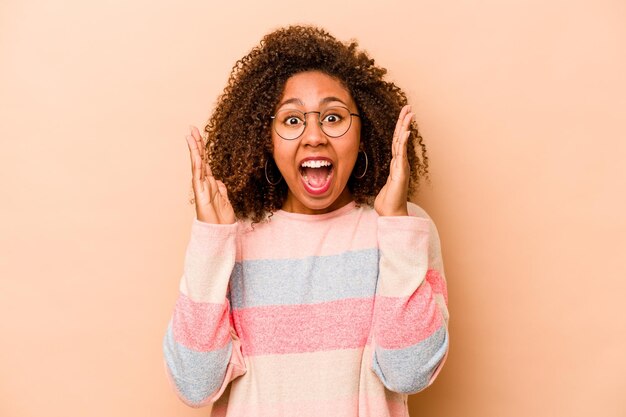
xmin=186 ymin=70 xmax=415 ymax=223
xmin=271 ymin=71 xmax=361 ymax=215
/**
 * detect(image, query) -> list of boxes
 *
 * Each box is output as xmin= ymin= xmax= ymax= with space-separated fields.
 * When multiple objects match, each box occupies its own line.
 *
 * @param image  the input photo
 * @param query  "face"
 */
xmin=271 ymin=71 xmax=361 ymax=215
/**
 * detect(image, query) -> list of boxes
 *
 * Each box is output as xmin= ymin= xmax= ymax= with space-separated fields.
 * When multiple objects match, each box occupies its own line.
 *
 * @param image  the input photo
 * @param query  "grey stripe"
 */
xmin=229 ymin=248 xmax=379 ymax=309
xmin=372 ymin=326 xmax=448 ymax=394
xmin=163 ymin=325 xmax=231 ymax=405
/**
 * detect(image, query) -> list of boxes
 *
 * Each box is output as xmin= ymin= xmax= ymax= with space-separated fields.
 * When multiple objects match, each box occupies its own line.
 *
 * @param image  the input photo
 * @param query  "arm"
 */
xmin=162 ymin=126 xmax=245 ymax=407
xmin=162 ymin=220 xmax=246 ymax=407
xmin=371 ymin=204 xmax=449 ymax=394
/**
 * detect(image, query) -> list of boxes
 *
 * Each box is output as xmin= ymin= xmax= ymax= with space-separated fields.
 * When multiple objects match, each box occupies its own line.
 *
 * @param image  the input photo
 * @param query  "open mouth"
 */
xmin=299 ymin=159 xmax=334 ymax=195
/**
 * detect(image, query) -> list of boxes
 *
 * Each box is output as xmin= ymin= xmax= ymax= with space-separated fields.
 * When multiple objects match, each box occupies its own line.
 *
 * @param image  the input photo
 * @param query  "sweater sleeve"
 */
xmin=371 ymin=203 xmax=449 ymax=394
xmin=162 ymin=219 xmax=246 ymax=407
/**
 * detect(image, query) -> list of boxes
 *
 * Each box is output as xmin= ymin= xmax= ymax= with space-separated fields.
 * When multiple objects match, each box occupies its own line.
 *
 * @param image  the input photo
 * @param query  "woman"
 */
xmin=163 ymin=25 xmax=449 ymax=417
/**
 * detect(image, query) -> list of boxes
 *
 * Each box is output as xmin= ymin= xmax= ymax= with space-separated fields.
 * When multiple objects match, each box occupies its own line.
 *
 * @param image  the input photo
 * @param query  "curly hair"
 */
xmin=203 ymin=25 xmax=429 ymax=223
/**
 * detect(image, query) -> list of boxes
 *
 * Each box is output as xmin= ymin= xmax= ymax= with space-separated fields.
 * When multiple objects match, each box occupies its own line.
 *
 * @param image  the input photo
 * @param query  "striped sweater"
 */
xmin=163 ymin=201 xmax=449 ymax=416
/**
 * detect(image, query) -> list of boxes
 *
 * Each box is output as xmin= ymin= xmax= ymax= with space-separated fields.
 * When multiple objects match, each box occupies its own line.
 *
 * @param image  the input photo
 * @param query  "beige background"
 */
xmin=1 ymin=0 xmax=625 ymax=416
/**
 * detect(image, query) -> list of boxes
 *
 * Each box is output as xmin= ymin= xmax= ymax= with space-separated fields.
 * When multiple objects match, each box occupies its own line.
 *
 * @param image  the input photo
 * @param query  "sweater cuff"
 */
xmin=192 ymin=219 xmax=238 ymax=236
xmin=377 ymin=215 xmax=430 ymax=235
xmin=189 ymin=219 xmax=238 ymax=249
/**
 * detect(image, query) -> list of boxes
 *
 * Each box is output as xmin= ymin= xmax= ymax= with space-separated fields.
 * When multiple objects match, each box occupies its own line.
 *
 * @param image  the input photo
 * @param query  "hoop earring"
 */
xmin=353 ymin=150 xmax=368 ymax=179
xmin=265 ymin=158 xmax=283 ymax=186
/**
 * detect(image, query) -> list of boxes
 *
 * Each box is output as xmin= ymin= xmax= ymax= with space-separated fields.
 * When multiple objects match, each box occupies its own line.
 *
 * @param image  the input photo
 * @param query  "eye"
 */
xmin=321 ymin=107 xmax=350 ymax=125
xmin=286 ymin=116 xmax=303 ymax=126
xmin=322 ymin=112 xmax=343 ymax=124
xmin=278 ymin=111 xmax=305 ymax=127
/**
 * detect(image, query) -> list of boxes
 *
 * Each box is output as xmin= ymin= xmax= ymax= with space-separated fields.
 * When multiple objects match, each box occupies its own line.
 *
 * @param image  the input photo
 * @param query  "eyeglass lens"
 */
xmin=273 ymin=107 xmax=354 ymax=140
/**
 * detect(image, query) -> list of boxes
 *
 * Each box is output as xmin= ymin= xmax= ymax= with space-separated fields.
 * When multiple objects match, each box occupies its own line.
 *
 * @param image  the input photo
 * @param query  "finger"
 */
xmin=401 ymin=110 xmax=413 ymax=133
xmin=391 ymin=132 xmax=410 ymax=182
xmin=391 ymin=105 xmax=411 ymax=156
xmin=185 ymin=133 xmax=198 ymax=158
xmin=206 ymin=172 xmax=220 ymax=203
xmin=216 ymin=181 xmax=230 ymax=204
xmin=190 ymin=125 xmax=206 ymax=159
xmin=393 ymin=105 xmax=410 ymax=137
xmin=392 ymin=105 xmax=410 ymax=143
xmin=199 ymin=204 xmax=217 ymax=224
xmin=400 ymin=112 xmax=413 ymax=150
xmin=186 ymin=135 xmax=202 ymax=180
xmin=396 ymin=111 xmax=413 ymax=158
xmin=399 ymin=131 xmax=411 ymax=165
xmin=391 ymin=130 xmax=412 ymax=178
xmin=190 ymin=126 xmax=212 ymax=178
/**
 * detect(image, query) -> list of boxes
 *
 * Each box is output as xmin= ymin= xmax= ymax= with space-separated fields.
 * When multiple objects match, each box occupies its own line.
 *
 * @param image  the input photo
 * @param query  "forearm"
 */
xmin=163 ymin=220 xmax=244 ymax=406
xmin=372 ymin=215 xmax=449 ymax=394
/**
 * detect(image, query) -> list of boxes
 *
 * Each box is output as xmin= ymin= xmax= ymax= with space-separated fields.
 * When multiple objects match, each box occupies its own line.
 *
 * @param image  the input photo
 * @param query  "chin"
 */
xmin=302 ymin=188 xmax=351 ymax=213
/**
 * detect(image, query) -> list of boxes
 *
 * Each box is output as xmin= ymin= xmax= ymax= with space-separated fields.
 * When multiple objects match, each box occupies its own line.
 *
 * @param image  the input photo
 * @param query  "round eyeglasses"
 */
xmin=270 ymin=106 xmax=360 ymax=140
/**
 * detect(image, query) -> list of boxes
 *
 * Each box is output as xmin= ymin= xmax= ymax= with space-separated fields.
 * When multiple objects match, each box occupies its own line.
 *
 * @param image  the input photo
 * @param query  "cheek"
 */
xmin=271 ymin=137 xmax=297 ymax=174
xmin=347 ymin=148 xmax=360 ymax=171
xmin=271 ymin=134 xmax=286 ymax=162
xmin=343 ymin=134 xmax=361 ymax=170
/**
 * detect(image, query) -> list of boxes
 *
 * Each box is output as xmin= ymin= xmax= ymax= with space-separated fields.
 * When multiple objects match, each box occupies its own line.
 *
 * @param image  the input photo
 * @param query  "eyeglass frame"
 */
xmin=270 ymin=106 xmax=361 ymax=140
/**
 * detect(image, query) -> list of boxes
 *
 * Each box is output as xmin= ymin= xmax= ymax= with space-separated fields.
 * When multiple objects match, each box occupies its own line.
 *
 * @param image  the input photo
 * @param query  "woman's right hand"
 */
xmin=186 ymin=126 xmax=235 ymax=224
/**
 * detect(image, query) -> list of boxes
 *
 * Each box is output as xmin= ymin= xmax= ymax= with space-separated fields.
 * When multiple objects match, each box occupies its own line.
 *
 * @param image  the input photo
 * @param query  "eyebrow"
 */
xmin=320 ymin=96 xmax=347 ymax=106
xmin=277 ymin=98 xmax=304 ymax=108
xmin=276 ymin=96 xmax=349 ymax=109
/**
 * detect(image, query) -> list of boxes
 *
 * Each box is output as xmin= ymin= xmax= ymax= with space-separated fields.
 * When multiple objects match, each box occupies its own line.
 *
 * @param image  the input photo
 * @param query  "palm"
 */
xmin=374 ymin=105 xmax=413 ymax=217
xmin=186 ymin=126 xmax=235 ymax=224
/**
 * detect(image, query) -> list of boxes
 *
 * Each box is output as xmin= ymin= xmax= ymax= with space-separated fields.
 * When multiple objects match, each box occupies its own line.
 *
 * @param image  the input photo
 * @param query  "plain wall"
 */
xmin=1 ymin=0 xmax=625 ymax=416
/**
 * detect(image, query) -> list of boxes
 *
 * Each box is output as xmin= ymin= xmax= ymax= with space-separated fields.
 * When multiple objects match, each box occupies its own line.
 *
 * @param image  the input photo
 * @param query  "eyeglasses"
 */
xmin=270 ymin=106 xmax=360 ymax=140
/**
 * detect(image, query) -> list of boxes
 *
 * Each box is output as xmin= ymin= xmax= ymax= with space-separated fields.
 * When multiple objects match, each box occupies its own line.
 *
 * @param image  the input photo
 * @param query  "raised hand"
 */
xmin=186 ymin=126 xmax=235 ymax=224
xmin=374 ymin=105 xmax=414 ymax=217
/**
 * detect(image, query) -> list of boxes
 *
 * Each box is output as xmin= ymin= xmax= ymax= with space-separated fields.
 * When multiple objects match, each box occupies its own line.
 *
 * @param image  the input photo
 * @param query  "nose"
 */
xmin=300 ymin=112 xmax=328 ymax=146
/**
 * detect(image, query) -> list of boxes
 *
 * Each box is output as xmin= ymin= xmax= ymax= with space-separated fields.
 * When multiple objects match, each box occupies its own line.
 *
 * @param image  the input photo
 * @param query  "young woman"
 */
xmin=163 ymin=25 xmax=449 ymax=417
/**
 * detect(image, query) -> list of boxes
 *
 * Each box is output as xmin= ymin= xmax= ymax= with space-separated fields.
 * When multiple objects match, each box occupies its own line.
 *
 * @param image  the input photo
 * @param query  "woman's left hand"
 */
xmin=374 ymin=105 xmax=414 ymax=217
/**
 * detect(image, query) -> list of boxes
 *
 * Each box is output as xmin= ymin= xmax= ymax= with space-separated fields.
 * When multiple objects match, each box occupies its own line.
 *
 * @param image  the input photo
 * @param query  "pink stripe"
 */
xmin=233 ymin=298 xmax=374 ymax=356
xmin=172 ymin=292 xmax=231 ymax=352
xmin=211 ymin=394 xmax=406 ymax=417
xmin=426 ymin=269 xmax=448 ymax=305
xmin=237 ymin=208 xmax=378 ymax=261
xmin=374 ymin=279 xmax=443 ymax=349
